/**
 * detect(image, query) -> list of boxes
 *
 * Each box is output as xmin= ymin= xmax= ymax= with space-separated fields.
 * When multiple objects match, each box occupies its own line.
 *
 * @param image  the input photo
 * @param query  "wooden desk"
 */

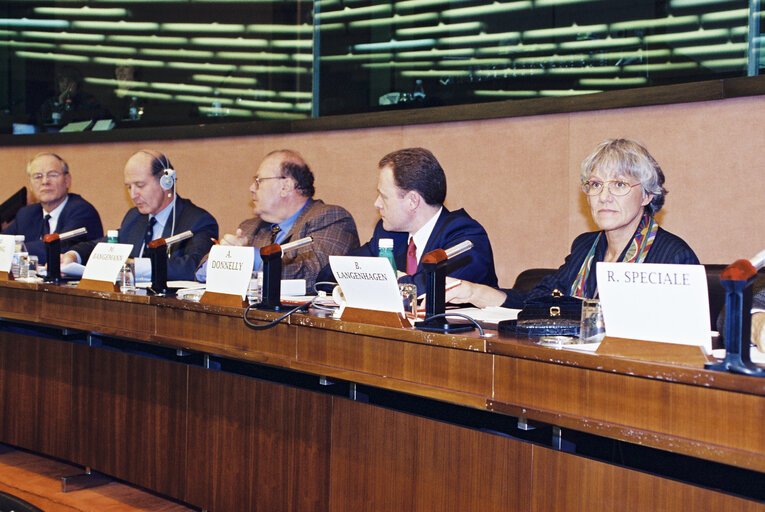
xmin=0 ymin=281 xmax=762 ymax=511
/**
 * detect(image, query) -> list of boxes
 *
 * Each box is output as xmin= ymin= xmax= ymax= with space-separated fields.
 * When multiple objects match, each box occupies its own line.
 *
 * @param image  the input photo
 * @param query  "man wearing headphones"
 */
xmin=63 ymin=150 xmax=218 ymax=280
xmin=3 ymin=152 xmax=103 ymax=265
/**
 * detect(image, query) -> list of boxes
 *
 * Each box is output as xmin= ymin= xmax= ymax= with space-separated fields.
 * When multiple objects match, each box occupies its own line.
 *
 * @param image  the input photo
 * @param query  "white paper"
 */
xmin=446 ymin=306 xmax=520 ymax=326
xmin=330 ymin=255 xmax=403 ymax=313
xmin=596 ymin=262 xmax=711 ymax=353
xmin=0 ymin=235 xmax=15 ymax=273
xmin=205 ymin=245 xmax=254 ymax=299
xmin=81 ymin=243 xmax=133 ymax=283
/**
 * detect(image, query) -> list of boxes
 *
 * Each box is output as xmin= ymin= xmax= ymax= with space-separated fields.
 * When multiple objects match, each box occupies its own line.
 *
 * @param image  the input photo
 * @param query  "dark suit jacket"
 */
xmin=319 ymin=207 xmax=498 ymax=294
xmin=71 ymin=196 xmax=218 ymax=281
xmin=2 ymin=193 xmax=103 ymax=264
xmin=237 ymin=199 xmax=359 ymax=291
xmin=502 ymin=226 xmax=699 ymax=308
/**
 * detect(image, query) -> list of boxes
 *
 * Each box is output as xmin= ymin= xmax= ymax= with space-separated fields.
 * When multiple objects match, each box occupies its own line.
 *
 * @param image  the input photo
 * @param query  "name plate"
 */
xmin=0 ymin=235 xmax=15 ymax=273
xmin=330 ymin=255 xmax=402 ymax=313
xmin=596 ymin=262 xmax=711 ymax=352
xmin=205 ymin=245 xmax=254 ymax=299
xmin=81 ymin=242 xmax=133 ymax=283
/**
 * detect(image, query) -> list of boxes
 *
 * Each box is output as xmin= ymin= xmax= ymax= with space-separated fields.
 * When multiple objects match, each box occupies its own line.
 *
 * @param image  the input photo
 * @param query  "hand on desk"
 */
xmin=446 ymin=280 xmax=507 ymax=309
xmin=60 ymin=251 xmax=78 ymax=265
xmin=220 ymin=229 xmax=249 ymax=247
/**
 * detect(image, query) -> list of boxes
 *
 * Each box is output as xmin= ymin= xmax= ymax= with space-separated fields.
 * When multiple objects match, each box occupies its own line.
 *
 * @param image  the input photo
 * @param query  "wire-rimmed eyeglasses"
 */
xmin=581 ymin=179 xmax=641 ymax=196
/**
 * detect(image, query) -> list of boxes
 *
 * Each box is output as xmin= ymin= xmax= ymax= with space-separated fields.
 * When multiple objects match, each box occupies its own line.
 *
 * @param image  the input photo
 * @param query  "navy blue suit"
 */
xmin=320 ymin=208 xmax=498 ymax=294
xmin=70 ymin=196 xmax=218 ymax=281
xmin=2 ymin=193 xmax=103 ymax=265
xmin=502 ymin=226 xmax=699 ymax=308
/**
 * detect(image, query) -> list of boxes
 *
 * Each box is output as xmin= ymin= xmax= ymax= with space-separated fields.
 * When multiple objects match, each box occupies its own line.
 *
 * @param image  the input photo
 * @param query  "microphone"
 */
xmin=415 ymin=240 xmax=475 ymax=333
xmin=43 ymin=227 xmax=88 ymax=282
xmin=258 ymin=236 xmax=314 ymax=311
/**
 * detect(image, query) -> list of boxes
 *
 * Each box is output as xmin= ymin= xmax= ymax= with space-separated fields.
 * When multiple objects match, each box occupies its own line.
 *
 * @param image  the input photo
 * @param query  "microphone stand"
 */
xmin=44 ymin=227 xmax=88 ymax=282
xmin=705 ymin=254 xmax=765 ymax=377
xmin=415 ymin=241 xmax=475 ymax=333
xmin=146 ymin=230 xmax=193 ymax=295
xmin=257 ymin=236 xmax=313 ymax=311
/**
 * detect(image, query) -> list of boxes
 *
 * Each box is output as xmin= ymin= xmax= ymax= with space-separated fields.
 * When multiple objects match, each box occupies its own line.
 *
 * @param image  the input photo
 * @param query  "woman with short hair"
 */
xmin=448 ymin=138 xmax=699 ymax=308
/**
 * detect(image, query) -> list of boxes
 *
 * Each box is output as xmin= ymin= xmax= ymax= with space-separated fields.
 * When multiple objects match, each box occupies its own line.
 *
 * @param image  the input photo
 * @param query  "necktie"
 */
xmin=270 ymin=224 xmax=281 ymax=244
xmin=144 ymin=217 xmax=157 ymax=252
xmin=42 ymin=214 xmax=51 ymax=236
xmin=406 ymin=238 xmax=417 ymax=275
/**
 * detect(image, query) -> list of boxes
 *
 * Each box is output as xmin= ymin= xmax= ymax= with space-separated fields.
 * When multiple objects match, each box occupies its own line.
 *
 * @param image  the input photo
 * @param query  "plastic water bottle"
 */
xmin=107 ymin=230 xmax=119 ymax=243
xmin=378 ymin=238 xmax=396 ymax=274
xmin=11 ymin=235 xmax=27 ymax=279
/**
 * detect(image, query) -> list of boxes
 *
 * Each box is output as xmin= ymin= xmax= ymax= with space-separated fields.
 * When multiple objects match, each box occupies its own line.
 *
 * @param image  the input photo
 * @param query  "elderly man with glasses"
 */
xmin=2 ymin=152 xmax=103 ymax=264
xmin=196 ymin=149 xmax=359 ymax=291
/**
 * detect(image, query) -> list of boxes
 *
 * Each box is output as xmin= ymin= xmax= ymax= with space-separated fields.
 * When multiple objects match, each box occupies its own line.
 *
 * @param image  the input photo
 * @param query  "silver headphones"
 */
xmin=160 ymin=167 xmax=176 ymax=191
xmin=138 ymin=150 xmax=176 ymax=191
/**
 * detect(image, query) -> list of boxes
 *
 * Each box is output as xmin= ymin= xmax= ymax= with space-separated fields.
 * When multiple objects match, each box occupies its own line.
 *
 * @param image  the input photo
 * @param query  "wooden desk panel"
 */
xmin=0 ymin=283 xmax=762 ymax=512
xmin=153 ymin=304 xmax=298 ymax=361
xmin=185 ymin=366 xmax=331 ymax=512
xmin=0 ymin=282 xmax=40 ymax=323
xmin=493 ymin=356 xmax=765 ymax=472
xmin=329 ymin=398 xmax=532 ymax=512
xmin=530 ymin=446 xmax=765 ymax=512
xmin=0 ymin=332 xmax=74 ymax=461
xmin=40 ymin=288 xmax=155 ymax=337
xmin=298 ymin=327 xmax=493 ymax=402
xmin=71 ymin=345 xmax=188 ymax=498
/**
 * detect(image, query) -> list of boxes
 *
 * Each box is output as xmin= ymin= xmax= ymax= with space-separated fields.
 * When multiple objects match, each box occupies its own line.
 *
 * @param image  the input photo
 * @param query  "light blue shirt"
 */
xmin=139 ymin=198 xmax=176 ymax=257
xmin=195 ymin=200 xmax=309 ymax=282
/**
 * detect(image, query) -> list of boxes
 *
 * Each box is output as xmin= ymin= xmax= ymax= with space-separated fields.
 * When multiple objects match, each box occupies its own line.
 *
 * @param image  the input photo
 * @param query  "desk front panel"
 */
xmin=493 ymin=355 xmax=765 ymax=472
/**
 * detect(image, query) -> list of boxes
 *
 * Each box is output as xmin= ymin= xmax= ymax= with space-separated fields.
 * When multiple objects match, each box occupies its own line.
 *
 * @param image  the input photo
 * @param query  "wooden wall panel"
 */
xmin=329 ymin=398 xmax=532 ymax=512
xmin=71 ymin=345 xmax=188 ymax=499
xmin=0 ymin=332 xmax=74 ymax=461
xmin=530 ymin=446 xmax=765 ymax=512
xmin=2 ymin=95 xmax=764 ymax=284
xmin=185 ymin=366 xmax=332 ymax=512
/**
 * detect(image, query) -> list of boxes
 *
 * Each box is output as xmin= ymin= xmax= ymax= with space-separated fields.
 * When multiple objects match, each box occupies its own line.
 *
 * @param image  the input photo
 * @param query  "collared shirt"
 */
xmin=251 ymin=199 xmax=309 ymax=271
xmin=140 ymin=198 xmax=176 ymax=257
xmin=43 ymin=195 xmax=69 ymax=234
xmin=195 ymin=199 xmax=309 ymax=282
xmin=408 ymin=206 xmax=442 ymax=264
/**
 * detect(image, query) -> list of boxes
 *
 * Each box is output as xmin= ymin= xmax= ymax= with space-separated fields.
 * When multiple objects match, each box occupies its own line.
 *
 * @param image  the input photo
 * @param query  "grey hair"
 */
xmin=580 ymin=138 xmax=666 ymax=214
xmin=27 ymin=152 xmax=69 ymax=176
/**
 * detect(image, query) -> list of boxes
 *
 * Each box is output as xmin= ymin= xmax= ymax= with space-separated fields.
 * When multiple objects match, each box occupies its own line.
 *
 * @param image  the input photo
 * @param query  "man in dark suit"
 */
xmin=319 ymin=147 xmax=497 ymax=294
xmin=2 ymin=152 xmax=103 ymax=264
xmin=63 ymin=150 xmax=218 ymax=281
xmin=196 ymin=149 xmax=359 ymax=291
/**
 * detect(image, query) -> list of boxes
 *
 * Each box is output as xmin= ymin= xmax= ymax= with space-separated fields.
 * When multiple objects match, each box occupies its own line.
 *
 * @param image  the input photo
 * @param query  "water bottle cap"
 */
xmin=379 ymin=238 xmax=394 ymax=249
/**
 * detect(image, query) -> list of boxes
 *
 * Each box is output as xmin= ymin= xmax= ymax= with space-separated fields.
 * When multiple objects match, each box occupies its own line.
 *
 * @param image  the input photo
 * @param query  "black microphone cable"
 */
xmin=243 ymin=296 xmax=317 ymax=330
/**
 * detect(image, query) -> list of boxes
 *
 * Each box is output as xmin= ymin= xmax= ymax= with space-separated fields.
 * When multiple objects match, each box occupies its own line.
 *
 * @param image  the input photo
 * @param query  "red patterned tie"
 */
xmin=406 ymin=238 xmax=417 ymax=275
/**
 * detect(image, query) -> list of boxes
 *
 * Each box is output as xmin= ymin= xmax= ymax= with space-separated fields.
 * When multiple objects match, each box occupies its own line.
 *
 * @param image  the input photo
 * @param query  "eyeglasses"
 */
xmin=30 ymin=171 xmax=67 ymax=182
xmin=581 ymin=179 xmax=641 ymax=196
xmin=252 ymin=176 xmax=285 ymax=187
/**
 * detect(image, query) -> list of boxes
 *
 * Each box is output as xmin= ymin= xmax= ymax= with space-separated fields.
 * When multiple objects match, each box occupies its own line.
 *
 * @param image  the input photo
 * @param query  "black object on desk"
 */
xmin=705 ymin=259 xmax=765 ymax=377
xmin=415 ymin=245 xmax=474 ymax=334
